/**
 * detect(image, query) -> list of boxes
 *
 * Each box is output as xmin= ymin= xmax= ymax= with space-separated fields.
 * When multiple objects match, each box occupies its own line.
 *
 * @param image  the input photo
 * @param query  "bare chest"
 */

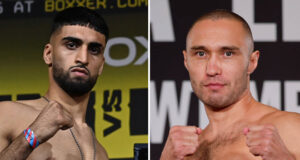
xmin=18 ymin=130 xmax=94 ymax=160
xmin=9 ymin=106 xmax=96 ymax=160
xmin=186 ymin=136 xmax=263 ymax=160
xmin=27 ymin=140 xmax=80 ymax=160
xmin=26 ymin=130 xmax=95 ymax=160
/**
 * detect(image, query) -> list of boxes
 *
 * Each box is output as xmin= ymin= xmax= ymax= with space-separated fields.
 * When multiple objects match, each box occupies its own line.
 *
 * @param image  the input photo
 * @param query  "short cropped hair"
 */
xmin=50 ymin=7 xmax=109 ymax=42
xmin=189 ymin=9 xmax=254 ymax=52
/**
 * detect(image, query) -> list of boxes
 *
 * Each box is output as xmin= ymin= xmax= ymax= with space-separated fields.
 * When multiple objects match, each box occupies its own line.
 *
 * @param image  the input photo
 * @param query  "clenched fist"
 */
xmin=29 ymin=100 xmax=74 ymax=144
xmin=160 ymin=126 xmax=202 ymax=160
xmin=244 ymin=124 xmax=295 ymax=160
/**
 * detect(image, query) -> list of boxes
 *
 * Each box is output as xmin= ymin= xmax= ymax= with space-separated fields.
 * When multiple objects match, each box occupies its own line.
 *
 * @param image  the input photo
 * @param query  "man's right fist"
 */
xmin=160 ymin=126 xmax=202 ymax=160
xmin=29 ymin=100 xmax=74 ymax=144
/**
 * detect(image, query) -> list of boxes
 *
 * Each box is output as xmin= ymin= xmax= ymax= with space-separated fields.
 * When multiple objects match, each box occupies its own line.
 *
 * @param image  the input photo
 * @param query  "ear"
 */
xmin=43 ymin=44 xmax=53 ymax=66
xmin=98 ymin=57 xmax=105 ymax=76
xmin=247 ymin=50 xmax=260 ymax=75
xmin=183 ymin=50 xmax=189 ymax=70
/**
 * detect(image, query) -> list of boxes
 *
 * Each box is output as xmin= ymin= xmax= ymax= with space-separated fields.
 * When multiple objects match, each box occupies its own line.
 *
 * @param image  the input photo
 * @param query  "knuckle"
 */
xmin=55 ymin=103 xmax=63 ymax=109
xmin=51 ymin=102 xmax=62 ymax=110
xmin=48 ymin=100 xmax=55 ymax=105
xmin=190 ymin=146 xmax=197 ymax=153
xmin=245 ymin=134 xmax=250 ymax=140
xmin=169 ymin=136 xmax=178 ymax=147
xmin=173 ymin=147 xmax=182 ymax=157
xmin=55 ymin=112 xmax=68 ymax=125
xmin=261 ymin=129 xmax=268 ymax=135
xmin=263 ymin=133 xmax=270 ymax=139
xmin=169 ymin=131 xmax=179 ymax=139
xmin=268 ymin=124 xmax=275 ymax=130
xmin=263 ymin=146 xmax=270 ymax=153
xmin=169 ymin=126 xmax=177 ymax=134
xmin=172 ymin=140 xmax=182 ymax=148
xmin=246 ymin=139 xmax=251 ymax=146
xmin=55 ymin=115 xmax=64 ymax=124
xmin=249 ymin=146 xmax=257 ymax=154
xmin=50 ymin=100 xmax=58 ymax=105
xmin=263 ymin=139 xmax=271 ymax=146
xmin=264 ymin=129 xmax=272 ymax=135
xmin=265 ymin=124 xmax=275 ymax=130
xmin=170 ymin=126 xmax=183 ymax=135
xmin=171 ymin=126 xmax=181 ymax=132
xmin=249 ymin=147 xmax=254 ymax=153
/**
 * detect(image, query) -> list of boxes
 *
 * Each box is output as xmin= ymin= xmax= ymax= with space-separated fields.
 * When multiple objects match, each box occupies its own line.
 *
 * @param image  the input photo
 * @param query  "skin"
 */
xmin=161 ymin=18 xmax=300 ymax=160
xmin=0 ymin=25 xmax=108 ymax=160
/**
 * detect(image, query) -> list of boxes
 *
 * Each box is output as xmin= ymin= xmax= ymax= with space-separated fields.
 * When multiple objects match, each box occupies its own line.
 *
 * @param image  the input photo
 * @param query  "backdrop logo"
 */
xmin=104 ymin=36 xmax=148 ymax=67
xmin=151 ymin=0 xmax=300 ymax=42
xmin=0 ymin=0 xmax=148 ymax=17
xmin=151 ymin=80 xmax=300 ymax=144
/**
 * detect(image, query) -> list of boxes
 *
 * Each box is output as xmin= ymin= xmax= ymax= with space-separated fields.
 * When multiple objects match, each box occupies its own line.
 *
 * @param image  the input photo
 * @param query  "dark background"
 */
xmin=150 ymin=0 xmax=300 ymax=159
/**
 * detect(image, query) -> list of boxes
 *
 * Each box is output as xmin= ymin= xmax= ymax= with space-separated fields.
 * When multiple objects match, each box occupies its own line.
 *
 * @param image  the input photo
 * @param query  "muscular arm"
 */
xmin=0 ymin=101 xmax=33 ymax=160
xmin=0 ymin=132 xmax=33 ymax=160
xmin=0 ymin=100 xmax=73 ymax=160
xmin=246 ymin=111 xmax=300 ymax=160
xmin=276 ymin=112 xmax=300 ymax=159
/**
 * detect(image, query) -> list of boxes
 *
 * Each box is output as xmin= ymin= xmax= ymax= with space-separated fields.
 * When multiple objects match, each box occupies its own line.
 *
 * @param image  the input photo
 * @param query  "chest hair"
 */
xmin=187 ymin=131 xmax=242 ymax=160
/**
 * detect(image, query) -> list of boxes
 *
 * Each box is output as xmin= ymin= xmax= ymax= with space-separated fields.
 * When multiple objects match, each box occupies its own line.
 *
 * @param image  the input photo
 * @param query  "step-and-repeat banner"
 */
xmin=151 ymin=0 xmax=300 ymax=159
xmin=0 ymin=0 xmax=148 ymax=159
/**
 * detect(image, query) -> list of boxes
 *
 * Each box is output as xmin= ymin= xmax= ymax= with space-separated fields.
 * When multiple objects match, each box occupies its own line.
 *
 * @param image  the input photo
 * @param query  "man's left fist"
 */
xmin=244 ymin=124 xmax=295 ymax=160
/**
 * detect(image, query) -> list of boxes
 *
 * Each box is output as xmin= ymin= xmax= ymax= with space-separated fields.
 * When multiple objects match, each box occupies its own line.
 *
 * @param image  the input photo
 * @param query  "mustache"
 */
xmin=200 ymin=78 xmax=228 ymax=86
xmin=69 ymin=64 xmax=90 ymax=75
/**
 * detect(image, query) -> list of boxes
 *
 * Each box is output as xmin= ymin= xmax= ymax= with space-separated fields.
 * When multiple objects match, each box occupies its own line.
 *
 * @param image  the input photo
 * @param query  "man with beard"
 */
xmin=0 ymin=7 xmax=109 ymax=160
xmin=160 ymin=10 xmax=300 ymax=160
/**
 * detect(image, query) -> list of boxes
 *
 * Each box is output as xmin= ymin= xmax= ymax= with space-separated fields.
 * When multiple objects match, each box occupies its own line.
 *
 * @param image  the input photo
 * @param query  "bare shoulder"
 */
xmin=0 ymin=99 xmax=43 ymax=138
xmin=95 ymin=140 xmax=109 ymax=160
xmin=0 ymin=101 xmax=29 ymax=122
xmin=0 ymin=100 xmax=41 ymax=121
xmin=269 ymin=110 xmax=300 ymax=136
xmin=0 ymin=100 xmax=38 ymax=151
xmin=261 ymin=108 xmax=300 ymax=157
xmin=261 ymin=109 xmax=300 ymax=128
xmin=0 ymin=100 xmax=36 ymax=110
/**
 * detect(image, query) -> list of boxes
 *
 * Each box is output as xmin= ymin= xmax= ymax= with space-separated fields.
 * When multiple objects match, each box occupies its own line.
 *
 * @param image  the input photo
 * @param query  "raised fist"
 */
xmin=160 ymin=126 xmax=202 ymax=160
xmin=244 ymin=124 xmax=295 ymax=160
xmin=29 ymin=100 xmax=74 ymax=143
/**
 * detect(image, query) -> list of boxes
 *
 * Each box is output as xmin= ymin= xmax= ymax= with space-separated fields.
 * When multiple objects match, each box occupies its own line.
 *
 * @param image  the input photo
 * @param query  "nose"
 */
xmin=75 ymin=47 xmax=88 ymax=65
xmin=206 ymin=54 xmax=221 ymax=76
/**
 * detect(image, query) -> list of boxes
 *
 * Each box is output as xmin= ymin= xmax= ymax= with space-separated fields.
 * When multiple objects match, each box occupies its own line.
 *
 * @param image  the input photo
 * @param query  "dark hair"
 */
xmin=50 ymin=7 xmax=109 ymax=42
xmin=189 ymin=9 xmax=254 ymax=52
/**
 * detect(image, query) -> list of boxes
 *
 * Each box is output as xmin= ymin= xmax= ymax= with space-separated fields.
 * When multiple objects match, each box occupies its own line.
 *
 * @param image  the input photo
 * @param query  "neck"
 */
xmin=204 ymin=89 xmax=258 ymax=136
xmin=45 ymin=80 xmax=90 ymax=125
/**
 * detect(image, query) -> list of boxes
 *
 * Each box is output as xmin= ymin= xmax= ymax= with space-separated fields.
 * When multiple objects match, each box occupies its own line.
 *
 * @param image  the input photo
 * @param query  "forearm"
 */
xmin=0 ymin=133 xmax=33 ymax=160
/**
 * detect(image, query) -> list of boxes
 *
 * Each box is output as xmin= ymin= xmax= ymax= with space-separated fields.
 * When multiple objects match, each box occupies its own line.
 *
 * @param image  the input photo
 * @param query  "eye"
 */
xmin=89 ymin=46 xmax=101 ymax=55
xmin=224 ymin=51 xmax=233 ymax=57
xmin=66 ymin=41 xmax=77 ymax=50
xmin=196 ymin=51 xmax=206 ymax=57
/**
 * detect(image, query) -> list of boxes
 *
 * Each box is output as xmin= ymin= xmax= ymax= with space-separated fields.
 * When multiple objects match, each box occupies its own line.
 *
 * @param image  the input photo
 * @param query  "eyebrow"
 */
xmin=62 ymin=36 xmax=103 ymax=48
xmin=220 ymin=46 xmax=240 ymax=51
xmin=62 ymin=36 xmax=83 ymax=44
xmin=190 ymin=45 xmax=240 ymax=51
xmin=88 ymin=42 xmax=103 ymax=49
xmin=190 ymin=46 xmax=208 ymax=51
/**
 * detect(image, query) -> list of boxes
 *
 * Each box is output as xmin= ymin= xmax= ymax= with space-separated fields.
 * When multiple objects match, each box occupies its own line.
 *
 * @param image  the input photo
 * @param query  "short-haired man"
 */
xmin=161 ymin=10 xmax=300 ymax=160
xmin=0 ymin=7 xmax=109 ymax=160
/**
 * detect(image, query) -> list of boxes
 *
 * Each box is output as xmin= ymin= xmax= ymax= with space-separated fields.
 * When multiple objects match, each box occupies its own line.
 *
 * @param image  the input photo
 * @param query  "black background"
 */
xmin=150 ymin=0 xmax=300 ymax=159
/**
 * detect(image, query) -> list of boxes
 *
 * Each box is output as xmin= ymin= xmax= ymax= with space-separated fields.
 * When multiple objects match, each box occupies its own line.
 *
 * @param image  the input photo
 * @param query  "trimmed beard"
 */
xmin=52 ymin=62 xmax=98 ymax=97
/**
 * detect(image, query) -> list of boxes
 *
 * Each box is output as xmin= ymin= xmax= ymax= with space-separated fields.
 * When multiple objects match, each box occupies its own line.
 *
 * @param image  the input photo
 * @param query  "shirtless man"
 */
xmin=160 ymin=10 xmax=300 ymax=160
xmin=0 ymin=7 xmax=109 ymax=160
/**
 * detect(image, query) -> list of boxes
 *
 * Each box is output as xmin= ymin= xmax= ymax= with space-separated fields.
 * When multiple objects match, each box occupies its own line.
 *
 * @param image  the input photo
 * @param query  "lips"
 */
xmin=70 ymin=67 xmax=89 ymax=75
xmin=204 ymin=83 xmax=225 ymax=90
